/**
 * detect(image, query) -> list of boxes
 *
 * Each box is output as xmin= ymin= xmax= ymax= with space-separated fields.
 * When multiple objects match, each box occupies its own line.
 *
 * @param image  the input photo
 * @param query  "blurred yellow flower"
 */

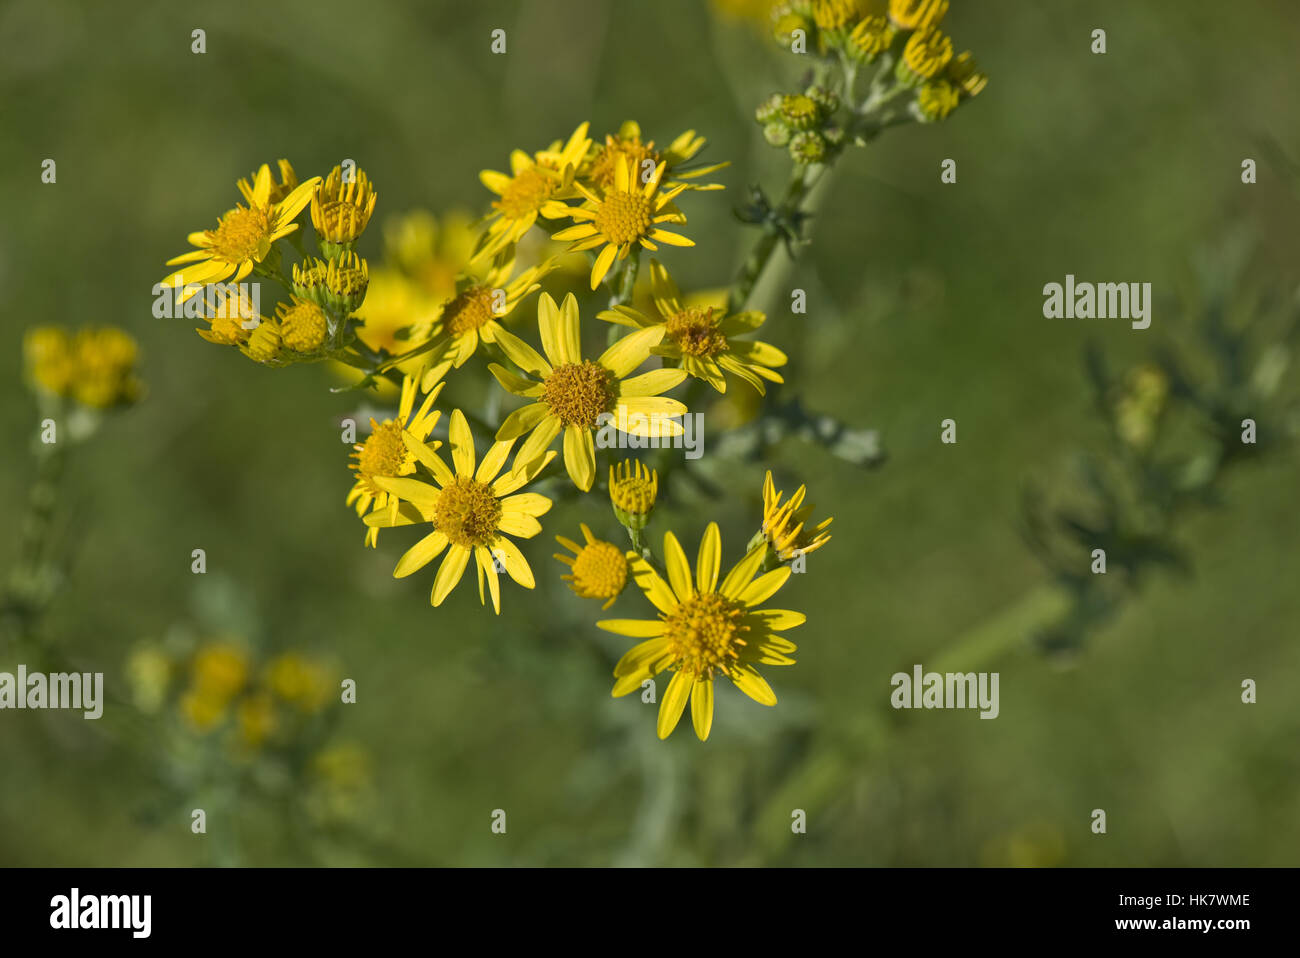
xmin=367 ymin=409 xmax=556 ymax=613
xmin=266 ymin=653 xmax=334 ymax=713
xmin=601 ymin=523 xmax=805 ymax=741
xmin=24 ymin=325 xmax=144 ymax=409
xmin=555 ymin=523 xmax=629 ymax=609
xmin=236 ymin=692 xmax=277 ymax=747
xmin=489 ymin=292 xmax=687 ymax=491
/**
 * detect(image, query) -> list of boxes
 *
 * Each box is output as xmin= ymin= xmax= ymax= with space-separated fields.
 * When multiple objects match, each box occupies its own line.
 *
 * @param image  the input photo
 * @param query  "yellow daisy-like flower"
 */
xmin=477 ymin=123 xmax=593 ymax=261
xmin=350 ymin=268 xmax=442 ymax=362
xmin=888 ymin=0 xmax=948 ymax=30
xmin=812 ymin=0 xmax=864 ymax=32
xmin=311 ymin=163 xmax=378 ymax=246
xmin=488 ymin=292 xmax=688 ymax=492
xmin=554 ymin=523 xmax=629 ymax=609
xmin=900 ymin=24 xmax=953 ymax=81
xmin=236 ymin=692 xmax=276 ymax=748
xmin=847 ymin=15 xmax=896 ymax=61
xmin=609 ymin=459 xmax=658 ymax=529
xmin=162 ymin=164 xmax=320 ymax=299
xmin=346 ymin=373 xmax=446 ymax=547
xmin=237 ymin=158 xmax=299 ymax=207
xmin=383 ymin=208 xmax=480 ymax=298
xmin=600 ymin=260 xmax=786 ymax=394
xmin=266 ymin=652 xmax=333 ymax=713
xmin=195 ymin=284 xmax=263 ymax=348
xmin=418 ymin=250 xmax=553 ymax=385
xmin=916 ymin=79 xmax=960 ymax=122
xmin=544 ymin=156 xmax=694 ymax=291
xmin=761 ymin=470 xmax=833 ymax=561
xmin=25 ymin=325 xmax=145 ymax=408
xmin=366 ymin=409 xmax=557 ymax=613
xmin=581 ymin=121 xmax=727 ymax=194
xmin=600 ymin=523 xmax=805 ymax=741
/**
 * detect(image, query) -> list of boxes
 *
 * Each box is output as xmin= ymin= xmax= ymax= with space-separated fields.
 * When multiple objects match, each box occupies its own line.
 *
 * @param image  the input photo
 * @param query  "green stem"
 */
xmin=727 ymin=163 xmax=821 ymax=315
xmin=928 ymin=582 xmax=1074 ymax=674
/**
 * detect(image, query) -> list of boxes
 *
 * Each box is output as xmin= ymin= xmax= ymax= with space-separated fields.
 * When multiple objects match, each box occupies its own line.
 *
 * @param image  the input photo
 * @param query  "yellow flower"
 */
xmin=24 ymin=326 xmax=76 ymax=396
xmin=761 ymin=470 xmax=833 ymax=561
xmin=366 ymin=409 xmax=556 ymax=613
xmin=293 ymin=250 xmax=370 ymax=316
xmin=163 ymin=164 xmax=320 ymax=297
xmin=311 ymin=163 xmax=377 ymax=246
xmin=275 ymin=296 xmax=330 ymax=353
xmin=888 ymin=0 xmax=948 ymax=30
xmin=237 ymin=158 xmax=299 ymax=206
xmin=236 ymin=692 xmax=276 ymax=748
xmin=346 ymin=373 xmax=445 ymax=546
xmin=196 ymin=285 xmax=263 ymax=348
xmin=350 ymin=268 xmax=443 ymax=362
xmin=477 ymin=123 xmax=593 ymax=261
xmin=600 ymin=260 xmax=786 ymax=394
xmin=418 ymin=249 xmax=552 ymax=382
xmin=600 ymin=523 xmax=805 ymax=741
xmin=488 ymin=292 xmax=687 ymax=491
xmin=126 ymin=644 xmax=172 ymax=714
xmin=1114 ymin=363 xmax=1170 ymax=450
xmin=242 ymin=317 xmax=284 ymax=365
xmin=948 ymin=51 xmax=988 ymax=97
xmin=70 ymin=327 xmax=144 ymax=408
xmin=554 ymin=523 xmax=629 ymax=609
xmin=266 ymin=653 xmax=333 ymax=713
xmin=609 ymin=459 xmax=658 ymax=530
xmin=383 ymin=208 xmax=480 ymax=298
xmin=812 ymin=0 xmax=864 ymax=32
xmin=581 ymin=121 xmax=727 ymax=194
xmin=916 ymin=79 xmax=960 ymax=122
xmin=25 ymin=325 xmax=144 ymax=408
xmin=544 ymin=157 xmax=695 ymax=291
xmin=899 ymin=24 xmax=953 ymax=82
xmin=191 ymin=642 xmax=250 ymax=702
xmin=847 ymin=14 xmax=896 ymax=61
xmin=180 ymin=688 xmax=228 ymax=731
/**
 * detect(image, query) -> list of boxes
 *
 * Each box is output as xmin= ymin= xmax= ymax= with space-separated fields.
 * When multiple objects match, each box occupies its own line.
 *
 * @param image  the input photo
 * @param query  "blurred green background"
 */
xmin=1 ymin=0 xmax=1298 ymax=866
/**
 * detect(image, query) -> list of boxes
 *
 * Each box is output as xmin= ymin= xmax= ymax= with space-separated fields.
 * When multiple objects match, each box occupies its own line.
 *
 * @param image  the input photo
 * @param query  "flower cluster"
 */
xmin=23 ymin=324 xmax=143 ymax=409
xmin=761 ymin=0 xmax=987 ymax=148
xmin=161 ymin=116 xmax=841 ymax=742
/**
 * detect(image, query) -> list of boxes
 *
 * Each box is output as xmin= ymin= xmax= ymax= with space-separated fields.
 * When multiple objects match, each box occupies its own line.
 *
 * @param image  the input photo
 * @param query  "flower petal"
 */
xmin=696 ymin=522 xmax=721 ymax=593
xmin=690 ymin=677 xmax=714 ymax=741
xmin=657 ymin=670 xmax=692 ymax=739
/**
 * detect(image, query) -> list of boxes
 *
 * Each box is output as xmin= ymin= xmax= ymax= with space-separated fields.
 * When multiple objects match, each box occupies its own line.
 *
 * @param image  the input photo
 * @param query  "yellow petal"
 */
xmin=627 ymin=554 xmax=678 ymax=615
xmin=431 ymin=545 xmax=471 ymax=606
xmin=696 ymin=522 xmax=721 ymax=593
xmin=563 ymin=424 xmax=595 ymax=491
xmin=730 ymin=663 xmax=777 ymax=706
xmin=597 ymin=326 xmax=662 ymax=378
xmin=657 ymin=670 xmax=692 ymax=739
xmin=618 ymin=368 xmax=687 ymax=396
xmin=491 ymin=536 xmax=535 ymax=588
xmin=599 ymin=620 xmax=668 ymax=639
xmin=662 ymin=531 xmax=694 ymax=602
xmin=690 ymin=677 xmax=714 ymax=741
xmin=494 ymin=327 xmax=553 ymax=377
xmin=719 ymin=541 xmax=766 ymax=599
xmin=448 ymin=409 xmax=476 ymax=477
xmin=738 ymin=567 xmax=791 ymax=607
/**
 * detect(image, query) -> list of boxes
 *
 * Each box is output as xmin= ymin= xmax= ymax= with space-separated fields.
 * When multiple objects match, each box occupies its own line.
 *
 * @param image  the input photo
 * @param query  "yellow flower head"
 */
xmin=236 ymin=692 xmax=277 ymax=748
xmin=761 ymin=470 xmax=833 ymax=561
xmin=489 ymin=292 xmax=688 ymax=491
xmin=899 ymin=24 xmax=953 ymax=82
xmin=888 ymin=0 xmax=948 ymax=30
xmin=191 ymin=641 xmax=250 ymax=702
xmin=600 ymin=523 xmax=805 ymax=741
xmin=609 ymin=459 xmax=658 ymax=529
xmin=419 ymin=249 xmax=552 ymax=380
xmin=582 ymin=121 xmax=728 ymax=195
xmin=238 ymin=158 xmax=299 ymax=207
xmin=555 ymin=523 xmax=629 ymax=609
xmin=477 ymin=123 xmax=593 ymax=261
xmin=916 ymin=79 xmax=960 ymax=122
xmin=347 ymin=373 xmax=446 ymax=546
xmin=812 ymin=0 xmax=863 ymax=32
xmin=293 ymin=250 xmax=370 ymax=315
xmin=241 ymin=317 xmax=284 ymax=366
xmin=948 ymin=51 xmax=989 ymax=97
xmin=383 ymin=208 xmax=480 ymax=298
xmin=350 ymin=268 xmax=443 ymax=364
xmin=196 ymin=285 xmax=263 ymax=348
xmin=311 ymin=163 xmax=378 ymax=246
xmin=847 ymin=15 xmax=896 ymax=61
xmin=266 ymin=652 xmax=333 ymax=713
xmin=163 ymin=164 xmax=320 ymax=298
xmin=544 ymin=157 xmax=695 ymax=291
xmin=366 ymin=409 xmax=557 ymax=613
xmin=28 ymin=325 xmax=144 ymax=408
xmin=600 ymin=260 xmax=787 ymax=394
xmin=275 ymin=296 xmax=330 ymax=353
xmin=1114 ymin=363 xmax=1170 ymax=450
